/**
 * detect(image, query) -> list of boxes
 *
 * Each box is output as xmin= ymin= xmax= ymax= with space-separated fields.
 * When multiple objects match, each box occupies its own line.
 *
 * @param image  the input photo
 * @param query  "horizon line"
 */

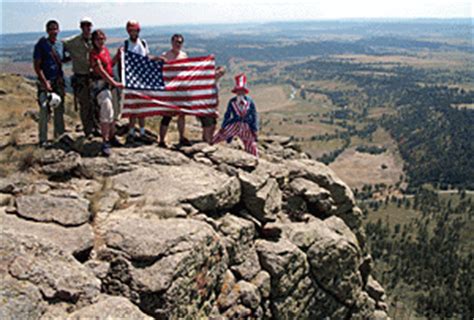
xmin=1 ymin=16 xmax=472 ymax=36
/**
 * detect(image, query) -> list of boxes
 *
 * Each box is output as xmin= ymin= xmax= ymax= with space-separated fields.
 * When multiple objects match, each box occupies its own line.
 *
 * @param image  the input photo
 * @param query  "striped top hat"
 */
xmin=232 ymin=73 xmax=249 ymax=94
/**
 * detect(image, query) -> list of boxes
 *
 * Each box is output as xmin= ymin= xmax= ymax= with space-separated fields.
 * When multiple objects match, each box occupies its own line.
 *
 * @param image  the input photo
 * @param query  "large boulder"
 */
xmin=111 ymin=164 xmax=240 ymax=212
xmin=1 ymin=208 xmax=94 ymax=258
xmin=306 ymin=224 xmax=363 ymax=305
xmin=81 ymin=146 xmax=190 ymax=177
xmin=253 ymin=159 xmax=290 ymax=187
xmin=38 ymin=150 xmax=82 ymax=178
xmin=239 ymin=171 xmax=282 ymax=222
xmin=14 ymin=192 xmax=91 ymax=227
xmin=255 ymin=238 xmax=348 ymax=319
xmin=255 ymin=238 xmax=308 ymax=298
xmin=100 ymin=217 xmax=228 ymax=319
xmin=286 ymin=159 xmax=360 ymax=228
xmin=216 ymin=213 xmax=256 ymax=265
xmin=274 ymin=217 xmax=364 ymax=304
xmin=286 ymin=177 xmax=335 ymax=216
xmin=230 ymin=247 xmax=261 ymax=281
xmin=0 ymin=231 xmax=101 ymax=311
xmin=207 ymin=145 xmax=258 ymax=171
xmin=66 ymin=295 xmax=152 ymax=319
xmin=0 ymin=275 xmax=46 ymax=320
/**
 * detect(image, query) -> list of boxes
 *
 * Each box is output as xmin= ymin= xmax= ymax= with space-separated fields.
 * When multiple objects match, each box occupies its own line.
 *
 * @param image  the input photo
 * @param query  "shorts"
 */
xmin=161 ymin=116 xmax=172 ymax=126
xmin=199 ymin=116 xmax=217 ymax=128
xmin=161 ymin=114 xmax=186 ymax=126
xmin=97 ymin=89 xmax=114 ymax=123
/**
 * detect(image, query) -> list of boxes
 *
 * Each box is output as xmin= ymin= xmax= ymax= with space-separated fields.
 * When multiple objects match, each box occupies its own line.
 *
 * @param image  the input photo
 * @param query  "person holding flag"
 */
xmin=158 ymin=34 xmax=191 ymax=147
xmin=122 ymin=20 xmax=155 ymax=145
xmin=212 ymin=74 xmax=259 ymax=157
xmin=89 ymin=30 xmax=124 ymax=157
xmin=120 ymin=40 xmax=219 ymax=139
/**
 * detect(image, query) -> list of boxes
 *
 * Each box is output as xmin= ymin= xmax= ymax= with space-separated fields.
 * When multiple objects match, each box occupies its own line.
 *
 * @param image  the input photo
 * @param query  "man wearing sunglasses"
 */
xmin=63 ymin=17 xmax=98 ymax=138
xmin=158 ymin=34 xmax=190 ymax=147
xmin=33 ymin=20 xmax=66 ymax=147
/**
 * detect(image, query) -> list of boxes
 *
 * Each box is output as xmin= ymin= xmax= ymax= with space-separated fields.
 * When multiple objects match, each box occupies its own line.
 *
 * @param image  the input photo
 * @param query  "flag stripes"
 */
xmin=122 ymin=52 xmax=218 ymax=118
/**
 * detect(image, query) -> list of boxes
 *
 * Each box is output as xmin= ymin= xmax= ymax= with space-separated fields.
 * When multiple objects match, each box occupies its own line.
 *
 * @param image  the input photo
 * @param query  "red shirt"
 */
xmin=90 ymin=47 xmax=113 ymax=77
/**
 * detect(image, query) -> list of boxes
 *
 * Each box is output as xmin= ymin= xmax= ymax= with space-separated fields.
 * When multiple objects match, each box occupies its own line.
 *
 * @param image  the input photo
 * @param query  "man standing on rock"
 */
xmin=122 ymin=20 xmax=155 ymax=145
xmin=63 ymin=17 xmax=98 ymax=138
xmin=33 ymin=20 xmax=66 ymax=147
xmin=158 ymin=34 xmax=191 ymax=148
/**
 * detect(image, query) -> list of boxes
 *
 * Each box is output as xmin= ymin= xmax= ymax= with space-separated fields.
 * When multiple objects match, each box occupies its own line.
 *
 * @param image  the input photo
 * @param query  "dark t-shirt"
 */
xmin=33 ymin=37 xmax=64 ymax=81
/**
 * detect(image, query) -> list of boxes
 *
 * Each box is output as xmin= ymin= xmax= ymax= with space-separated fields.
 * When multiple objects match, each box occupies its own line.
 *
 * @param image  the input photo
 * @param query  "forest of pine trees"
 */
xmin=363 ymin=188 xmax=473 ymax=318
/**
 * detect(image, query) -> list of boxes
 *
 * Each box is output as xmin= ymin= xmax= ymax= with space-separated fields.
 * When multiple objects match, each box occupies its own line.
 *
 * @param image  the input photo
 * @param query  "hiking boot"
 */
xmin=125 ymin=134 xmax=135 ymax=145
xmin=179 ymin=137 xmax=192 ymax=146
xmin=158 ymin=141 xmax=168 ymax=148
xmin=110 ymin=136 xmax=123 ymax=148
xmin=92 ymin=129 xmax=102 ymax=137
xmin=101 ymin=143 xmax=111 ymax=157
xmin=138 ymin=133 xmax=155 ymax=145
xmin=39 ymin=141 xmax=53 ymax=149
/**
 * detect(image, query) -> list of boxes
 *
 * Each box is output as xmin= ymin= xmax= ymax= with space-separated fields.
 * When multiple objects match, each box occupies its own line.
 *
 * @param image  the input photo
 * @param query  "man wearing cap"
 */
xmin=212 ymin=74 xmax=259 ymax=157
xmin=63 ymin=17 xmax=97 ymax=137
xmin=33 ymin=20 xmax=66 ymax=147
xmin=121 ymin=20 xmax=154 ymax=145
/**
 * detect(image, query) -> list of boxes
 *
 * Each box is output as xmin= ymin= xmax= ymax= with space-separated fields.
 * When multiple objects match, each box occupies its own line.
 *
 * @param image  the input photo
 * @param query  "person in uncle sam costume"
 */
xmin=212 ymin=74 xmax=259 ymax=157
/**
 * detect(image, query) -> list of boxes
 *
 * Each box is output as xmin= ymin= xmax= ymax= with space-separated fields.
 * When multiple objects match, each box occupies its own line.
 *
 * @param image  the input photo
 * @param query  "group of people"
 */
xmin=33 ymin=17 xmax=259 ymax=157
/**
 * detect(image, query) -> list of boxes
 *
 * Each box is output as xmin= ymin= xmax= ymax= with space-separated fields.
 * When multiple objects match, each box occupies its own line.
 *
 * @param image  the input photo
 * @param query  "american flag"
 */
xmin=121 ymin=51 xmax=218 ymax=118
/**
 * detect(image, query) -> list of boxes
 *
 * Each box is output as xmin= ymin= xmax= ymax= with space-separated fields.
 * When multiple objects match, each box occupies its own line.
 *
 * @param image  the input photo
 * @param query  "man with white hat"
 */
xmin=33 ymin=19 xmax=66 ymax=147
xmin=63 ymin=17 xmax=98 ymax=137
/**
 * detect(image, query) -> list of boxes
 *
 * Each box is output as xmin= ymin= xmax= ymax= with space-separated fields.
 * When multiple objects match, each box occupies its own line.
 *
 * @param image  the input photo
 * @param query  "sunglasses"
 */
xmin=174 ymin=40 xmax=183 ymax=44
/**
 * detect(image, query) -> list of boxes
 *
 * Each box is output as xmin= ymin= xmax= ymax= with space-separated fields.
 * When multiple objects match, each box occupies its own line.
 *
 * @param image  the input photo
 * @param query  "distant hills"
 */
xmin=1 ymin=18 xmax=473 ymax=192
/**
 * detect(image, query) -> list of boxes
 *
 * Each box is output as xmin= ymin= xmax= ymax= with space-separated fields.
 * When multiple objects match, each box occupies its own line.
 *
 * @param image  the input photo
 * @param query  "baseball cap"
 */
xmin=80 ymin=17 xmax=93 ymax=25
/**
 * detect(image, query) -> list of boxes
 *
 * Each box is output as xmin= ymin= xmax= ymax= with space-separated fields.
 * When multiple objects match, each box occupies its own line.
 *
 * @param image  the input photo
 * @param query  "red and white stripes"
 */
xmin=122 ymin=55 xmax=218 ymax=118
xmin=212 ymin=122 xmax=258 ymax=157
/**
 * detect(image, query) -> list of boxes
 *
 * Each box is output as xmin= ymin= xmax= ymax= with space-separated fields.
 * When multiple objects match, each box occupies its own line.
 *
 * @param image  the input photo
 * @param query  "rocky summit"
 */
xmin=0 ymin=134 xmax=389 ymax=319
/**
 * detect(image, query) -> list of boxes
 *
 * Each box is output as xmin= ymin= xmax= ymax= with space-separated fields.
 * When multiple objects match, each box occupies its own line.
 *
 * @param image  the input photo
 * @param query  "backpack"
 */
xmin=118 ymin=39 xmax=147 ymax=82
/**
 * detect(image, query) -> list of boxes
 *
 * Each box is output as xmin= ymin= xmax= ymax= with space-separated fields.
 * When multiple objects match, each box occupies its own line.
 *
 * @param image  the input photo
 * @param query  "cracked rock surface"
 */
xmin=0 ymin=135 xmax=389 ymax=319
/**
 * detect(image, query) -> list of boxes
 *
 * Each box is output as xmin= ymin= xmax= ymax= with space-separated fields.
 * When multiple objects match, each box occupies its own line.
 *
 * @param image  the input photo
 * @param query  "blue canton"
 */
xmin=124 ymin=51 xmax=165 ymax=90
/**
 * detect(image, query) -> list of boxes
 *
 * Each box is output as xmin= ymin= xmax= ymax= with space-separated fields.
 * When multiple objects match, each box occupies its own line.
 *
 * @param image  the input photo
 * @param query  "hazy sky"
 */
xmin=1 ymin=0 xmax=472 ymax=34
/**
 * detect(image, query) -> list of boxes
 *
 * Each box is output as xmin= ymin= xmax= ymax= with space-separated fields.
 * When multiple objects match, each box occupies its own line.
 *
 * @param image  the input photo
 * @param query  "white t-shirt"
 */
xmin=125 ymin=38 xmax=149 ymax=57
